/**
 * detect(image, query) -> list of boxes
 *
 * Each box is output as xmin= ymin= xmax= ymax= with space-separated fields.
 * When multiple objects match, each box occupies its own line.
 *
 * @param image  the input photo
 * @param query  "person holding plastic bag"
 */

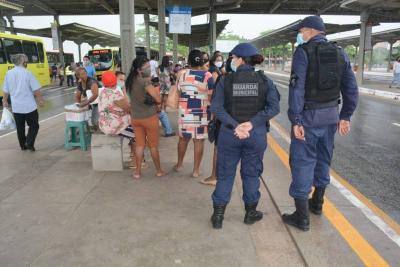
xmin=2 ymin=54 xmax=44 ymax=151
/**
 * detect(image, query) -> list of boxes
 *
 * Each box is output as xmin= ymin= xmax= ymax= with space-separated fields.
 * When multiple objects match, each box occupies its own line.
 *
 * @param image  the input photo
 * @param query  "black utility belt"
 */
xmin=304 ymin=99 xmax=341 ymax=110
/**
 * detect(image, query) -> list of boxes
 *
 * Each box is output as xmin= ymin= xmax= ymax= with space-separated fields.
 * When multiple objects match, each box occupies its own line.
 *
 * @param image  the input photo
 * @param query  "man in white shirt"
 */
xmin=2 ymin=54 xmax=44 ymax=151
xmin=149 ymin=55 xmax=159 ymax=83
xmin=389 ymin=57 xmax=400 ymax=88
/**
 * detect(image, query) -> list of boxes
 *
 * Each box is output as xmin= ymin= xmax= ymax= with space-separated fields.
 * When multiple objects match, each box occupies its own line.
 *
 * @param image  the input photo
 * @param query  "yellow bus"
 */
xmin=0 ymin=33 xmax=50 ymax=99
xmin=88 ymin=46 xmax=159 ymax=80
xmin=88 ymin=47 xmax=120 ymax=80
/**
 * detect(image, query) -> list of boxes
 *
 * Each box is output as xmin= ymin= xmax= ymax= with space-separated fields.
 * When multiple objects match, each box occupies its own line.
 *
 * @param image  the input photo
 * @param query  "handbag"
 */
xmin=143 ymin=92 xmax=156 ymax=106
xmin=208 ymin=118 xmax=221 ymax=143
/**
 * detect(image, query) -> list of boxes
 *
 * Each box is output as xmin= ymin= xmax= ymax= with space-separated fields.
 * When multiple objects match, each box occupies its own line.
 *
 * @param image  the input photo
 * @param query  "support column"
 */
xmin=268 ymin=47 xmax=271 ymax=70
xmin=209 ymin=10 xmax=217 ymax=54
xmin=144 ymin=12 xmax=151 ymax=59
xmin=387 ymin=42 xmax=393 ymax=72
xmin=0 ymin=17 xmax=6 ymax=33
xmin=291 ymin=42 xmax=295 ymax=57
xmin=189 ymin=39 xmax=194 ymax=52
xmin=368 ymin=45 xmax=374 ymax=71
xmin=356 ymin=10 xmax=369 ymax=85
xmin=354 ymin=46 xmax=359 ymax=65
xmin=119 ymin=0 xmax=135 ymax=73
xmin=281 ymin=45 xmax=286 ymax=71
xmin=54 ymin=15 xmax=65 ymax=69
xmin=271 ymin=48 xmax=275 ymax=70
xmin=6 ymin=16 xmax=16 ymax=34
xmin=76 ymin=43 xmax=82 ymax=62
xmin=158 ymin=0 xmax=166 ymax=62
xmin=173 ymin=33 xmax=178 ymax=64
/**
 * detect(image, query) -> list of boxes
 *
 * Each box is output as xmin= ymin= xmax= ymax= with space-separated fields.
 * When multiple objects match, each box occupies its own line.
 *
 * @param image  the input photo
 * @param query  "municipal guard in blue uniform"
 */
xmin=210 ymin=43 xmax=280 ymax=229
xmin=282 ymin=16 xmax=359 ymax=231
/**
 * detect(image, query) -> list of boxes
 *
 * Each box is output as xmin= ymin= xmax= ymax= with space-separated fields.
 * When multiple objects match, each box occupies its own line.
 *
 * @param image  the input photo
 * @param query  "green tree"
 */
xmin=217 ymin=31 xmax=247 ymax=42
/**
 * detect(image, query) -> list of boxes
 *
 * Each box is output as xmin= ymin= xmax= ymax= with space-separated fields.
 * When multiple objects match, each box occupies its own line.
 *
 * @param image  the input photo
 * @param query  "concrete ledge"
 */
xmin=358 ymin=86 xmax=400 ymax=100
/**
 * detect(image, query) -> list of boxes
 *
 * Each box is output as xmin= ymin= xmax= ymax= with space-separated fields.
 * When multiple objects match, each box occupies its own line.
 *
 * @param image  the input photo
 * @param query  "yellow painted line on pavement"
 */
xmin=268 ymin=135 xmax=389 ymax=267
xmin=270 ymin=119 xmax=400 ymax=236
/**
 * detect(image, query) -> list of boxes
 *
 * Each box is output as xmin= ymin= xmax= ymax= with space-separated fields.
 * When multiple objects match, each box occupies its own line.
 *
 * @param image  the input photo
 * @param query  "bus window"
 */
xmin=22 ymin=41 xmax=39 ymax=63
xmin=37 ymin=42 xmax=45 ymax=63
xmin=0 ymin=39 xmax=7 ymax=64
xmin=3 ymin=39 xmax=23 ymax=63
xmin=88 ymin=49 xmax=113 ymax=71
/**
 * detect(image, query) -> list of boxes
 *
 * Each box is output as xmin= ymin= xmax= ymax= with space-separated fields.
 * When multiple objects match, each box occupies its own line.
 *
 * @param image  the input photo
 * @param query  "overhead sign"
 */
xmin=167 ymin=6 xmax=191 ymax=34
xmin=51 ymin=21 xmax=59 ymax=50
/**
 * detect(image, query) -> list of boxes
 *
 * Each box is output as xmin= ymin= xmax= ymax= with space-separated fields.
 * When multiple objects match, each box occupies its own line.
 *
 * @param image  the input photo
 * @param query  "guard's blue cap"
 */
xmin=230 ymin=43 xmax=259 ymax=57
xmin=291 ymin=16 xmax=326 ymax=32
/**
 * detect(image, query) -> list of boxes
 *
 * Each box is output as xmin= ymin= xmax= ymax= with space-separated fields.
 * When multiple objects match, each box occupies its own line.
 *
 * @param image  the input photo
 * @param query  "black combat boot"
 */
xmin=282 ymin=199 xmax=310 ymax=231
xmin=211 ymin=204 xmax=227 ymax=229
xmin=244 ymin=202 xmax=263 ymax=225
xmin=309 ymin=187 xmax=325 ymax=215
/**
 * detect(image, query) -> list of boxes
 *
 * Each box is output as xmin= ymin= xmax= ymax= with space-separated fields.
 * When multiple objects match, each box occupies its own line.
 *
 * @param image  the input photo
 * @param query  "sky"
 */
xmin=7 ymin=13 xmax=400 ymax=62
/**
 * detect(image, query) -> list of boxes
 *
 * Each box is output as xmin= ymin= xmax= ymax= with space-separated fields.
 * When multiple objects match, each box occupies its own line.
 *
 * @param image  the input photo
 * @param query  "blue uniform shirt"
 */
xmin=288 ymin=35 xmax=358 ymax=127
xmin=85 ymin=64 xmax=96 ymax=79
xmin=211 ymin=64 xmax=280 ymax=130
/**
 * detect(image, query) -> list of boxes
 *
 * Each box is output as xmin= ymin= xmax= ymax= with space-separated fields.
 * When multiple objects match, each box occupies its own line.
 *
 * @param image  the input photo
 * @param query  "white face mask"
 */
xmin=117 ymin=80 xmax=125 ymax=88
xmin=215 ymin=61 xmax=223 ymax=68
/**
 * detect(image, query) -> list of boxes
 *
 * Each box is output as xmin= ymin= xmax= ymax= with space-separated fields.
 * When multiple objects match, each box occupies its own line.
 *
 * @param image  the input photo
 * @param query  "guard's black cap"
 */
xmin=291 ymin=16 xmax=326 ymax=32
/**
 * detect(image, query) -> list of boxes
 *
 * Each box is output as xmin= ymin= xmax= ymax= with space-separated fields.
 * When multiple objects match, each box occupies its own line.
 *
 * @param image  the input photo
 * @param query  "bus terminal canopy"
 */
xmin=249 ymin=20 xmax=377 ymax=48
xmin=330 ymin=28 xmax=400 ymax=47
xmin=6 ymin=23 xmax=126 ymax=47
xmin=4 ymin=0 xmax=400 ymax=23
xmin=149 ymin=20 xmax=229 ymax=48
xmin=0 ymin=0 xmax=23 ymax=15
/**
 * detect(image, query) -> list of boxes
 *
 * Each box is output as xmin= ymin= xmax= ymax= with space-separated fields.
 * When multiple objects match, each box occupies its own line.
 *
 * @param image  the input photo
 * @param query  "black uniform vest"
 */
xmin=299 ymin=41 xmax=345 ymax=109
xmin=224 ymin=70 xmax=268 ymax=123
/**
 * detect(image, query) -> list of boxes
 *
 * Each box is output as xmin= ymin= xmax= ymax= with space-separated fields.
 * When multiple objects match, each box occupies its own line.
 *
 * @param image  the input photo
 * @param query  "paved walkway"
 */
xmin=0 ymin=115 xmax=304 ymax=267
xmin=0 ymin=112 xmax=399 ymax=266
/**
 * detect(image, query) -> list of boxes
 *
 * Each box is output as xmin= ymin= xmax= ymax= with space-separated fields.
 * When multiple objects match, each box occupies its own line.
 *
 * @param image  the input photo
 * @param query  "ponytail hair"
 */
xmin=243 ymin=54 xmax=265 ymax=66
xmin=125 ymin=55 xmax=149 ymax=94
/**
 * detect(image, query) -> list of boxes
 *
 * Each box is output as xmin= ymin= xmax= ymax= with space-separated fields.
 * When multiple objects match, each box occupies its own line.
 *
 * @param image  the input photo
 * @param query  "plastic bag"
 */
xmin=0 ymin=108 xmax=16 ymax=131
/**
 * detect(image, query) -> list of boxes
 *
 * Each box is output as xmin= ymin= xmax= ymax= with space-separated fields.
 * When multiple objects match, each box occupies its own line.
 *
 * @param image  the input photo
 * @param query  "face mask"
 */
xmin=141 ymin=67 xmax=151 ymax=78
xmin=215 ymin=61 xmax=223 ymax=68
xmin=296 ymin=33 xmax=305 ymax=45
xmin=83 ymin=60 xmax=89 ymax=66
xmin=230 ymin=60 xmax=237 ymax=72
xmin=117 ymin=80 xmax=125 ymax=88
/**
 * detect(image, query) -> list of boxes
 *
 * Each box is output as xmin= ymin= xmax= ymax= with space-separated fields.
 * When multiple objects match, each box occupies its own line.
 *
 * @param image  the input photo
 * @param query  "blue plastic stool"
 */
xmin=64 ymin=121 xmax=91 ymax=151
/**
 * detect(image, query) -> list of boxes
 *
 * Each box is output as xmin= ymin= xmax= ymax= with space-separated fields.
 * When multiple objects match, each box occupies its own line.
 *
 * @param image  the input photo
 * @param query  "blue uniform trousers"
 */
xmin=289 ymin=124 xmax=337 ymax=200
xmin=212 ymin=126 xmax=267 ymax=205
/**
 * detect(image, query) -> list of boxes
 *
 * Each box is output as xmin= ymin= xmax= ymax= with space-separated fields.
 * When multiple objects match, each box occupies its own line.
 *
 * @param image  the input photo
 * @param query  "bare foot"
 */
xmin=191 ymin=172 xmax=201 ymax=178
xmin=199 ymin=176 xmax=217 ymax=186
xmin=174 ymin=164 xmax=183 ymax=172
xmin=156 ymin=171 xmax=167 ymax=177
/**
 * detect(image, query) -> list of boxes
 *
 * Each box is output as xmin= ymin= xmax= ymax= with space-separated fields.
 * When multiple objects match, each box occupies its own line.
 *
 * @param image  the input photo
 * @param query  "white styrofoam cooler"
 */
xmin=64 ymin=105 xmax=89 ymax=122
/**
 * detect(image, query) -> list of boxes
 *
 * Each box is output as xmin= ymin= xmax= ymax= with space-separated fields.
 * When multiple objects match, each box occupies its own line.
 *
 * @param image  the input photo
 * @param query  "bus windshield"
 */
xmin=88 ymin=49 xmax=113 ymax=71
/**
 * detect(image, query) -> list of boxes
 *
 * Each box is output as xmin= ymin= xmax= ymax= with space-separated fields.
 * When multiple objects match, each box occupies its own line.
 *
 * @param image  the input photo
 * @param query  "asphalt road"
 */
xmin=267 ymin=72 xmax=400 ymax=224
